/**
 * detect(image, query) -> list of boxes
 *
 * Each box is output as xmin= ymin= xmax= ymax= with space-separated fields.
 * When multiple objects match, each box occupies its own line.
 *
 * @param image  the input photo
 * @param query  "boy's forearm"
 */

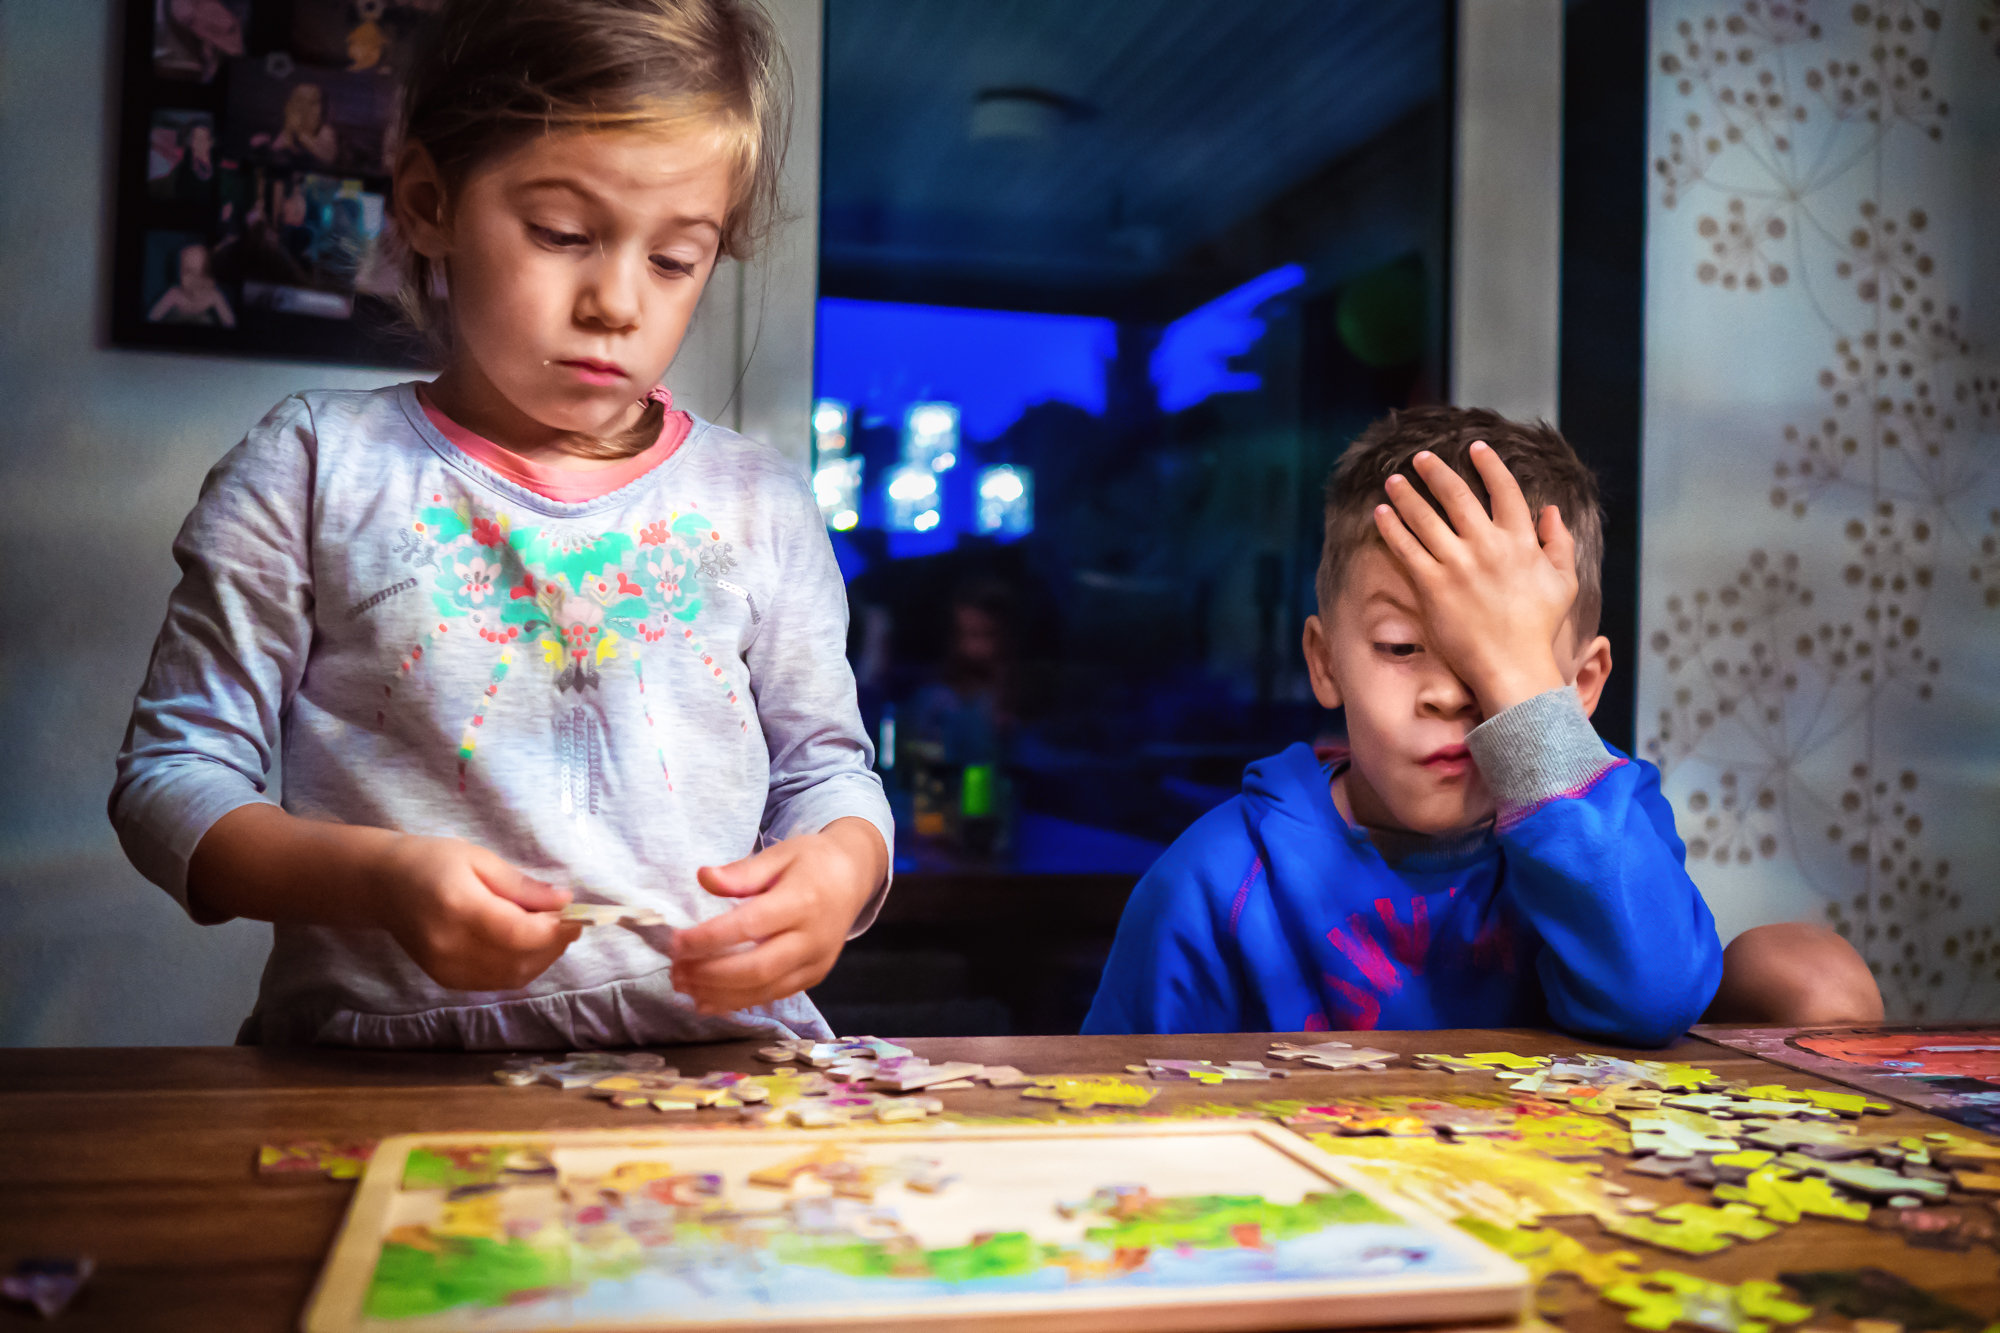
xmin=185 ymin=803 xmax=398 ymax=928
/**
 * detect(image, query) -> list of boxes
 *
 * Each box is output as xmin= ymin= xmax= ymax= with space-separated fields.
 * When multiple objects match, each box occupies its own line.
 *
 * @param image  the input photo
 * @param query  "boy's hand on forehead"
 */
xmin=1373 ymin=442 xmax=1576 ymax=717
xmin=648 ymin=818 xmax=887 ymax=1016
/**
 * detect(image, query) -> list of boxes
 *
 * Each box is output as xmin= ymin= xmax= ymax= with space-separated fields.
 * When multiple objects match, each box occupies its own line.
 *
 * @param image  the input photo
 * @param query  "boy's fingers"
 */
xmin=1383 ymin=473 xmax=1459 ymax=559
xmin=696 ymin=844 xmax=795 ymax=899
xmin=1373 ymin=501 xmax=1438 ymax=575
xmin=1411 ymin=450 xmax=1492 ymax=536
xmin=1538 ymin=504 xmax=1576 ymax=573
xmin=1468 ymin=441 xmax=1535 ymax=532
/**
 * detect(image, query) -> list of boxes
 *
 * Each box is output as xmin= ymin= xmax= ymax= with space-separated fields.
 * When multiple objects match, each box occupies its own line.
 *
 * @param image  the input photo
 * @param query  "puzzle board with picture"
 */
xmin=301 ymin=1120 xmax=1527 ymax=1333
xmin=1695 ymin=1024 xmax=2000 ymax=1137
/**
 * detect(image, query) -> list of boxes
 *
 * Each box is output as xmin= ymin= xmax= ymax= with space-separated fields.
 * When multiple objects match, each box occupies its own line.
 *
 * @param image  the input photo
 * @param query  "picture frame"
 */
xmin=303 ymin=1120 xmax=1528 ymax=1332
xmin=112 ymin=0 xmax=434 ymax=367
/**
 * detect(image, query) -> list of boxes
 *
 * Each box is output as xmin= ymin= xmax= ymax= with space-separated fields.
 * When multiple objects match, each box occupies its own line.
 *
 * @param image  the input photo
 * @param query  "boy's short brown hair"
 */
xmin=1316 ymin=406 xmax=1605 ymax=639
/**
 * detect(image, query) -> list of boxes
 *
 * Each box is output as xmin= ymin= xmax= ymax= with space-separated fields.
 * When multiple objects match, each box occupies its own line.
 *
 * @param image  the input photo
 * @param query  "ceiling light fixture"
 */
xmin=969 ymin=87 xmax=1092 ymax=141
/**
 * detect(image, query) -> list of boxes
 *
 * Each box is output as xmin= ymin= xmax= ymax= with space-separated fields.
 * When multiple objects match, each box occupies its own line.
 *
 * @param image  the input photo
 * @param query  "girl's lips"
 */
xmin=558 ymin=359 xmax=626 ymax=385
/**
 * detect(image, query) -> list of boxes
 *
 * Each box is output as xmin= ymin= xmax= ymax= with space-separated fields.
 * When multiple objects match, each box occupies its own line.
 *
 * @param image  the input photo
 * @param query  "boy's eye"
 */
xmin=651 ymin=255 xmax=695 ymax=278
xmin=1375 ymin=642 xmax=1422 ymax=659
xmin=530 ymin=225 xmax=589 ymax=248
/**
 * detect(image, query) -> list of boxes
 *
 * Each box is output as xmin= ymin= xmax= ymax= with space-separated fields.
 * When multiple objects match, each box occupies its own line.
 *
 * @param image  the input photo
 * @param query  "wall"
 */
xmin=0 ymin=0 xmax=820 ymax=1045
xmin=1639 ymin=0 xmax=2000 ymax=1017
xmin=1453 ymin=0 xmax=1563 ymax=421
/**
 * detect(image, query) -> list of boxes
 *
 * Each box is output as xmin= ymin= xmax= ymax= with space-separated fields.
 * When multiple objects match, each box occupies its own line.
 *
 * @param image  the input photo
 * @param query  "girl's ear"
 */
xmin=394 ymin=140 xmax=451 ymax=260
xmin=1302 ymin=615 xmax=1344 ymax=710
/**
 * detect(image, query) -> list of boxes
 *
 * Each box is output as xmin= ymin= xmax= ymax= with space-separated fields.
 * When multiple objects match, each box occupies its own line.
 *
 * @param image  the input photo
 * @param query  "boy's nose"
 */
xmin=1417 ymin=668 xmax=1480 ymax=720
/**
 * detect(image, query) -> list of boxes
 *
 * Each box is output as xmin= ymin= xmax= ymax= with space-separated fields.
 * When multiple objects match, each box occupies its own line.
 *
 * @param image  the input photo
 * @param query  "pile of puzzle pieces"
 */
xmin=1268 ymin=1039 xmax=1401 ymax=1070
xmin=496 ymin=1050 xmax=959 ymax=1126
xmin=1389 ymin=1051 xmax=2000 ymax=1258
xmin=493 ymin=1040 xmax=1041 ymax=1128
xmin=1462 ymin=1216 xmax=1997 ymax=1333
xmin=1128 ymin=1058 xmax=1293 ymax=1083
xmin=756 ymin=1035 xmax=1028 ymax=1091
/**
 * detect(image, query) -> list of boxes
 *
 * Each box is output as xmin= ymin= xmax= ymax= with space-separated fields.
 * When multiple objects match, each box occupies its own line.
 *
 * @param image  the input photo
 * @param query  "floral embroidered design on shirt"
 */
xmin=381 ymin=491 xmax=751 ymax=796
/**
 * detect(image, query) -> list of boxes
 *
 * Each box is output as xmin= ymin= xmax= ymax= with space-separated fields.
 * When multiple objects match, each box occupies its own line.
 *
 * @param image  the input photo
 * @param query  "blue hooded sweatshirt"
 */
xmin=1083 ymin=687 xmax=1723 ymax=1047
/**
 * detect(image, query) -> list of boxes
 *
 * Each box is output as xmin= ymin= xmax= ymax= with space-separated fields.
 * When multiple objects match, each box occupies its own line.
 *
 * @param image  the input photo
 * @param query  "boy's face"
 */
xmin=1303 ymin=543 xmax=1606 ymax=835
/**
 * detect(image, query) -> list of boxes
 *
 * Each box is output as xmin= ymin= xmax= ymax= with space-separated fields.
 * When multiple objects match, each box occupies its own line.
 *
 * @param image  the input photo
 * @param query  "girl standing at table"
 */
xmin=111 ymin=0 xmax=891 ymax=1049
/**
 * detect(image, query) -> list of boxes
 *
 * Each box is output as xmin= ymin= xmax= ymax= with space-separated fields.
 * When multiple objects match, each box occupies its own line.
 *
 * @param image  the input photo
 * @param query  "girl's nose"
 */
xmin=578 ymin=251 xmax=643 ymax=332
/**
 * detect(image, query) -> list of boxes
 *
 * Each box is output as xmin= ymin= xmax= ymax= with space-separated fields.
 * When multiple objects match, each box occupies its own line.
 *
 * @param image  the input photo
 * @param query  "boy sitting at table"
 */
xmin=1084 ymin=407 xmax=1881 ymax=1045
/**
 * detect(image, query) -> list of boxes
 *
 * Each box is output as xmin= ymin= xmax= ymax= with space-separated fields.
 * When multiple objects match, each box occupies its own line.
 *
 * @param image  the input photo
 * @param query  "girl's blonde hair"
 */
xmin=392 ymin=0 xmax=790 ymax=370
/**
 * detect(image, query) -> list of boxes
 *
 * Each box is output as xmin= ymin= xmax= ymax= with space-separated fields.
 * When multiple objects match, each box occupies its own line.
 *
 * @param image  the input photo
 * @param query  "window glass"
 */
xmin=818 ymin=0 xmax=1453 ymax=874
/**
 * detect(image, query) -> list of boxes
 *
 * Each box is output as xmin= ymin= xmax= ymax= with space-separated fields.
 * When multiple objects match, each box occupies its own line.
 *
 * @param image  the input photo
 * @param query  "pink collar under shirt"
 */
xmin=417 ymin=384 xmax=692 ymax=503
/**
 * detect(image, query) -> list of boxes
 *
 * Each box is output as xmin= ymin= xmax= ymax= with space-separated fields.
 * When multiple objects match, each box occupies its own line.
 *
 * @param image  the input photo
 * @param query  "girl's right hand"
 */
xmin=369 ymin=835 xmax=584 ymax=991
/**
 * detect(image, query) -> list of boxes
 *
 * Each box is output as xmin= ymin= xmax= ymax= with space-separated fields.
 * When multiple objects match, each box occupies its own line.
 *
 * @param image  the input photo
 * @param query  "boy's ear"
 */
xmin=1568 ymin=634 xmax=1614 ymax=718
xmin=1302 ymin=615 xmax=1344 ymax=710
xmin=394 ymin=140 xmax=451 ymax=260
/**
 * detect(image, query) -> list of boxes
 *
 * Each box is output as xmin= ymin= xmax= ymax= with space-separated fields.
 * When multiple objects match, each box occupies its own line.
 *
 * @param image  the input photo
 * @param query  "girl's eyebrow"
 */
xmin=511 ymin=176 xmax=723 ymax=235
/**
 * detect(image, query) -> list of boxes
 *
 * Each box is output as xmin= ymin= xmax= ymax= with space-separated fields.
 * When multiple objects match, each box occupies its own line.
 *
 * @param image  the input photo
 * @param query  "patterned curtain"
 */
xmin=1639 ymin=0 xmax=2000 ymax=1018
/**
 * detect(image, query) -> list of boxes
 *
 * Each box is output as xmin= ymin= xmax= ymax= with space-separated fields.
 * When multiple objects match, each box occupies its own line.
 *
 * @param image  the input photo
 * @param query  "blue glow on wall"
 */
xmin=816 ymin=298 xmax=1116 ymax=442
xmin=1148 ymin=264 xmax=1306 ymax=414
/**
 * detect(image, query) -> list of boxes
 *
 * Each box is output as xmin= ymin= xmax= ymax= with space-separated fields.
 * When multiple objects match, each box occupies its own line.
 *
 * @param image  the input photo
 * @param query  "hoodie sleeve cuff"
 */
xmin=1466 ymin=685 xmax=1620 ymax=832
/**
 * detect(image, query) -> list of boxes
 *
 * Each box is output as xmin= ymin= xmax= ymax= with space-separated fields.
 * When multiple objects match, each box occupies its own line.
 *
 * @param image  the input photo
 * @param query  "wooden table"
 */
xmin=4 ymin=1029 xmax=1997 ymax=1331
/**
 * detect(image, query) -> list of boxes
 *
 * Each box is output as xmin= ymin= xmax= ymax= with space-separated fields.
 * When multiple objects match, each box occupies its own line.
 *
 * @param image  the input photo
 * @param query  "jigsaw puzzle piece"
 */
xmin=1021 ymin=1076 xmax=1159 ymax=1112
xmin=1796 ymin=1088 xmax=1894 ymax=1118
xmin=1601 ymin=1203 xmax=1779 ymax=1256
xmin=1633 ymin=1061 xmax=1724 ymax=1092
xmin=1602 ymin=1270 xmax=1813 ymax=1333
xmin=1740 ymin=1121 xmax=1877 ymax=1158
xmin=1457 ymin=1218 xmax=1645 ymax=1290
xmin=1713 ymin=1168 xmax=1871 ymax=1224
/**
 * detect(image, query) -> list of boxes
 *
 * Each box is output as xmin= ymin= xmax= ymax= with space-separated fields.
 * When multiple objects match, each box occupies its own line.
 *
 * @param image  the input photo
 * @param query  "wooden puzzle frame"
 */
xmin=302 ymin=1120 xmax=1527 ymax=1333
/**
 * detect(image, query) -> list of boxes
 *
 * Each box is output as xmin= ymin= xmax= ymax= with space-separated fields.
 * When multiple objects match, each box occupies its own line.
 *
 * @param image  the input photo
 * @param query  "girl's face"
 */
xmin=421 ymin=127 xmax=734 ymax=439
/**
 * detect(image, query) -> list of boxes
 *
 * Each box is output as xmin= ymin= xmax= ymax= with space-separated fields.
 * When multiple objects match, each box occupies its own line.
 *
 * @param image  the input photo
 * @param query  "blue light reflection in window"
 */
xmin=816 ymin=298 xmax=1116 ymax=443
xmin=1148 ymin=264 xmax=1305 ymax=414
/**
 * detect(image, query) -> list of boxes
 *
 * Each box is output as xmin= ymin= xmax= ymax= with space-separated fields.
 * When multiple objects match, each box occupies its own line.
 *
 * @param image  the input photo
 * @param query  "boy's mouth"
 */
xmin=1419 ymin=744 xmax=1472 ymax=777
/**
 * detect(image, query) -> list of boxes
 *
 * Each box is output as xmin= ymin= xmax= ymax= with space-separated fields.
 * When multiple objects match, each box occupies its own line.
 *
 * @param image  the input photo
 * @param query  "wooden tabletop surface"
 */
xmin=4 ymin=1028 xmax=1996 ymax=1331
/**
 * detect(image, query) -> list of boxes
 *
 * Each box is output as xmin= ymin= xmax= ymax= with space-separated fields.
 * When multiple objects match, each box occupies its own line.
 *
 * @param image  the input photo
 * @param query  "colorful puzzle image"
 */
xmin=303 ymin=1122 xmax=1526 ymax=1332
xmin=1694 ymin=1025 xmax=2000 ymax=1136
xmin=1793 ymin=1031 xmax=2000 ymax=1081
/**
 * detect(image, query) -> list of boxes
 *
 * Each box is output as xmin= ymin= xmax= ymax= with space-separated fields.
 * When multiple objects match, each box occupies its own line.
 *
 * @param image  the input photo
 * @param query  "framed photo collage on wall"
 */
xmin=112 ymin=0 xmax=437 ymax=367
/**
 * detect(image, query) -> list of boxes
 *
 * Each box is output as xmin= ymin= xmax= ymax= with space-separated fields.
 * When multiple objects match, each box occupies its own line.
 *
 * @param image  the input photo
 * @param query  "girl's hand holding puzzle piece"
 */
xmin=189 ymin=804 xmax=586 ymax=994
xmin=662 ymin=817 xmax=887 ymax=1016
xmin=577 ymin=816 xmax=888 ymax=1015
xmin=192 ymin=805 xmax=886 ymax=1009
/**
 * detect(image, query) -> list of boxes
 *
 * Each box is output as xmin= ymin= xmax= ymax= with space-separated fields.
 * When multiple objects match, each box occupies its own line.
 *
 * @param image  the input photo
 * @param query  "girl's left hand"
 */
xmin=657 ymin=818 xmax=887 ymax=1015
